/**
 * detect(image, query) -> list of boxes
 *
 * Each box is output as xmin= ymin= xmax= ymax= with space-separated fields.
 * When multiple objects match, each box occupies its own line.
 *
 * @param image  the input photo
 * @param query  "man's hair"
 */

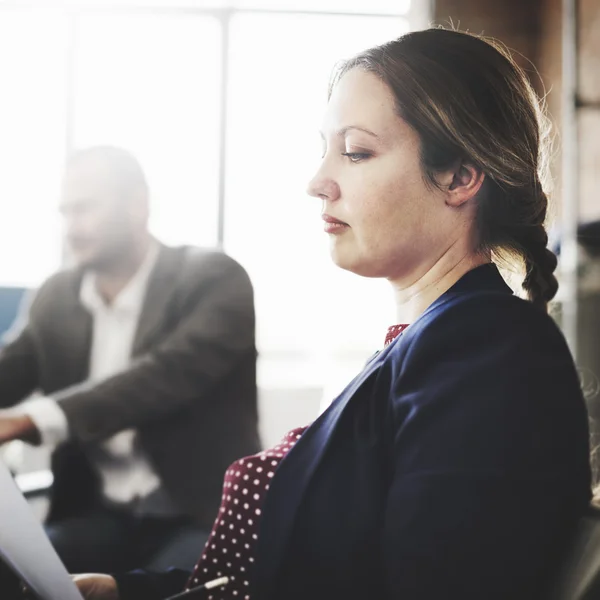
xmin=66 ymin=145 xmax=149 ymax=195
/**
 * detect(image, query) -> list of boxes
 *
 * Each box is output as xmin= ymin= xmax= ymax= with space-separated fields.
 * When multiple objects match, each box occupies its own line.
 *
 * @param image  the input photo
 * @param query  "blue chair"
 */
xmin=0 ymin=286 xmax=27 ymax=343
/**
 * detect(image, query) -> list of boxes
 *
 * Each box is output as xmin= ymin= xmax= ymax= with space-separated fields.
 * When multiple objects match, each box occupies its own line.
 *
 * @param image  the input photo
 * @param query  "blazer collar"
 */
xmin=132 ymin=244 xmax=184 ymax=355
xmin=79 ymin=241 xmax=160 ymax=316
xmin=442 ymin=262 xmax=513 ymax=296
xmin=412 ymin=262 xmax=513 ymax=328
xmin=253 ymin=262 xmax=513 ymax=599
xmin=63 ymin=272 xmax=92 ymax=383
xmin=61 ymin=244 xmax=182 ymax=382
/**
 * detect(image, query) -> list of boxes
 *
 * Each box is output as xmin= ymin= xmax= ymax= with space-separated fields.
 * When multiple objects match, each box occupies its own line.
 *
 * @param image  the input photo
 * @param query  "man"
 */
xmin=0 ymin=146 xmax=260 ymax=574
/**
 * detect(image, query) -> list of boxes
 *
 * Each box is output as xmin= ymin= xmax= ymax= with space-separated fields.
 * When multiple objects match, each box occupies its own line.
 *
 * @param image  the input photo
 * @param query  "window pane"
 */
xmin=0 ymin=9 xmax=67 ymax=286
xmin=72 ymin=14 xmax=222 ymax=247
xmin=225 ymin=13 xmax=405 ymax=378
xmin=230 ymin=0 xmax=410 ymax=14
xmin=44 ymin=0 xmax=410 ymax=12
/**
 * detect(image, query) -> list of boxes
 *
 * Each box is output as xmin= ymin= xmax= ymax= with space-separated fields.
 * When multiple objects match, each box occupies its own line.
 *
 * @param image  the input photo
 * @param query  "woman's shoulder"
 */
xmin=376 ymin=289 xmax=586 ymax=443
xmin=400 ymin=290 xmax=568 ymax=358
xmin=373 ymin=290 xmax=578 ymax=396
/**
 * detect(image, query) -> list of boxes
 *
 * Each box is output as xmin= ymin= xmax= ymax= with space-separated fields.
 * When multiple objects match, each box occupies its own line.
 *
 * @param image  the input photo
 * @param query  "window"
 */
xmin=226 ymin=0 xmax=410 ymax=12
xmin=72 ymin=13 xmax=222 ymax=247
xmin=0 ymin=1 xmax=415 ymax=389
xmin=0 ymin=9 xmax=68 ymax=286
xmin=224 ymin=12 xmax=405 ymax=385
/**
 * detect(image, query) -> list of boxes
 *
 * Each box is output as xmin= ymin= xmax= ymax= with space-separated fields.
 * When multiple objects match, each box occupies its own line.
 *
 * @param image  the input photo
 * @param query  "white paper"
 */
xmin=0 ymin=459 xmax=83 ymax=600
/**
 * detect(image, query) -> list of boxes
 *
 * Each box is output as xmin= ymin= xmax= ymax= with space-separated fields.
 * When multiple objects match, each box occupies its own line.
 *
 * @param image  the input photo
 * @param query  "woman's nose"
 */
xmin=306 ymin=171 xmax=340 ymax=202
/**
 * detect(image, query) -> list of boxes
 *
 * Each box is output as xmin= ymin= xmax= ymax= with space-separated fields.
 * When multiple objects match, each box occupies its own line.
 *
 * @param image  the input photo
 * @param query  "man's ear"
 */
xmin=445 ymin=161 xmax=485 ymax=208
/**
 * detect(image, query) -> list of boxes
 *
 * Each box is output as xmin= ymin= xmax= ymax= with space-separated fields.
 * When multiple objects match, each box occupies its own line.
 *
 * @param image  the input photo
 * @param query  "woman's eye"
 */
xmin=341 ymin=152 xmax=371 ymax=163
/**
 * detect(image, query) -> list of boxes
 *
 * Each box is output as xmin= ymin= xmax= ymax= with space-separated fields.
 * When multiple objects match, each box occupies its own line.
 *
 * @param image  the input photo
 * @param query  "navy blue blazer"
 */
xmin=253 ymin=264 xmax=590 ymax=600
xmin=117 ymin=264 xmax=591 ymax=600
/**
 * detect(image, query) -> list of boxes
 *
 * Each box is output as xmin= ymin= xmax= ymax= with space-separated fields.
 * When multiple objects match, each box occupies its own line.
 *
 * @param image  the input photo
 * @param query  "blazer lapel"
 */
xmin=132 ymin=245 xmax=183 ymax=356
xmin=254 ymin=355 xmax=387 ymax=600
xmin=64 ymin=273 xmax=93 ymax=385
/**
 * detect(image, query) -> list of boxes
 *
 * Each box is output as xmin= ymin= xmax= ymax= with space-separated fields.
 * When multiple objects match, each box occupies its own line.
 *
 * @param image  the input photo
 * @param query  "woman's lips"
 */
xmin=322 ymin=214 xmax=349 ymax=234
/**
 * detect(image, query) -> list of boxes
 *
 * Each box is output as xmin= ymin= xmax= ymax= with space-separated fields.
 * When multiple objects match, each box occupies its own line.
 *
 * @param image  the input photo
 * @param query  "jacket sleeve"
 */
xmin=0 ymin=292 xmax=41 ymax=408
xmin=381 ymin=295 xmax=591 ymax=599
xmin=55 ymin=253 xmax=255 ymax=444
xmin=114 ymin=568 xmax=191 ymax=600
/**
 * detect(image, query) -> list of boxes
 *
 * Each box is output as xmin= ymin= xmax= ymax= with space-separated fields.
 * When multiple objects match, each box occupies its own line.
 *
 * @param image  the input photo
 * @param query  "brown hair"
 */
xmin=331 ymin=28 xmax=557 ymax=311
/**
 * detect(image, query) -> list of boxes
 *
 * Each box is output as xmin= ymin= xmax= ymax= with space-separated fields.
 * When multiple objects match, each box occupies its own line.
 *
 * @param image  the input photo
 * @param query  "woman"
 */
xmin=73 ymin=28 xmax=591 ymax=600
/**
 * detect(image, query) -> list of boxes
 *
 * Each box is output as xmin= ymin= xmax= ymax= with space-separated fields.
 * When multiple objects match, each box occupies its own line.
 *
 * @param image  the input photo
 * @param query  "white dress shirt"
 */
xmin=22 ymin=243 xmax=163 ymax=504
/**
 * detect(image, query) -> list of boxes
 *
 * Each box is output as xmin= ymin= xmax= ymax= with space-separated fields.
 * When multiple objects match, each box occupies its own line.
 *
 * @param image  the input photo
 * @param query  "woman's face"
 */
xmin=308 ymin=68 xmax=474 ymax=283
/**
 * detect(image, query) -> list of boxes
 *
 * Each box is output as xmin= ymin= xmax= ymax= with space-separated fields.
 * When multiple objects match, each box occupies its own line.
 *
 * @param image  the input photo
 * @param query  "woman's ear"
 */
xmin=446 ymin=161 xmax=485 ymax=207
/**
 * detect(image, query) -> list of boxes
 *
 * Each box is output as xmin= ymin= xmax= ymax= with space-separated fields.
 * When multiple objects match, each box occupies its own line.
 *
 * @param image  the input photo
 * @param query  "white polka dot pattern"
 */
xmin=185 ymin=426 xmax=308 ymax=599
xmin=384 ymin=324 xmax=409 ymax=347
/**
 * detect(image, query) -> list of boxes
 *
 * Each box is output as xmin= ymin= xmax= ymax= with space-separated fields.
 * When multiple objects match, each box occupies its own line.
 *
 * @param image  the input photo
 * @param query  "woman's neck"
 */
xmin=390 ymin=250 xmax=491 ymax=325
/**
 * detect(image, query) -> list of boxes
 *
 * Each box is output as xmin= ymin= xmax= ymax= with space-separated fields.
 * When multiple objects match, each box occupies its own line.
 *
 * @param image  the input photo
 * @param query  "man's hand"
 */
xmin=0 ymin=415 xmax=40 ymax=445
xmin=72 ymin=574 xmax=119 ymax=600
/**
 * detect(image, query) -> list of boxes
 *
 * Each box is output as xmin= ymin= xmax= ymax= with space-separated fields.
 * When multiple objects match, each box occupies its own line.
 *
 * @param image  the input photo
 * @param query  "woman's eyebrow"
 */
xmin=337 ymin=125 xmax=380 ymax=139
xmin=319 ymin=125 xmax=380 ymax=140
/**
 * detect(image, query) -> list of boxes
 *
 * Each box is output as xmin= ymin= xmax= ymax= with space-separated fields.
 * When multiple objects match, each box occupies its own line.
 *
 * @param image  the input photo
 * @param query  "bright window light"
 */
xmin=225 ymin=0 xmax=411 ymax=13
xmin=0 ymin=10 xmax=68 ymax=287
xmin=42 ymin=0 xmax=410 ymax=12
xmin=0 ymin=4 xmax=413 ymax=388
xmin=225 ymin=12 xmax=405 ymax=378
xmin=72 ymin=13 xmax=222 ymax=247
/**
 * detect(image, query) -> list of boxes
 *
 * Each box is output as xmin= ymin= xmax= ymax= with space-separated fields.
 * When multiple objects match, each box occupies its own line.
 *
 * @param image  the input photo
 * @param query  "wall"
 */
xmin=433 ymin=0 xmax=563 ymax=218
xmin=537 ymin=0 xmax=563 ymax=220
xmin=434 ymin=0 xmax=600 ymax=224
xmin=538 ymin=0 xmax=600 ymax=223
xmin=433 ymin=0 xmax=541 ymax=79
xmin=579 ymin=0 xmax=600 ymax=222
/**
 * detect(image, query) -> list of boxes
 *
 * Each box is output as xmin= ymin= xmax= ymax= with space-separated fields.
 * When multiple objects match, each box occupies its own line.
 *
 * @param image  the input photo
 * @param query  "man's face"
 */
xmin=59 ymin=158 xmax=138 ymax=270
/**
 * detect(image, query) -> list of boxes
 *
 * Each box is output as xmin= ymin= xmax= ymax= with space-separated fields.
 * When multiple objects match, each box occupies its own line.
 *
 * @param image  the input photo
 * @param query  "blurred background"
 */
xmin=0 ymin=0 xmax=599 ymax=497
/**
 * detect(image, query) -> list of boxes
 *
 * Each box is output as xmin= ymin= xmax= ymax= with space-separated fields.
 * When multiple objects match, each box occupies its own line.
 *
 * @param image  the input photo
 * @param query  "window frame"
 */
xmin=0 ymin=0 xmax=417 ymax=255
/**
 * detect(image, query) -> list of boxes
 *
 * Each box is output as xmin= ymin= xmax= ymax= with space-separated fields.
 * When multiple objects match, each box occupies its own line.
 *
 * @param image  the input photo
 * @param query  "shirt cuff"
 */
xmin=18 ymin=397 xmax=69 ymax=447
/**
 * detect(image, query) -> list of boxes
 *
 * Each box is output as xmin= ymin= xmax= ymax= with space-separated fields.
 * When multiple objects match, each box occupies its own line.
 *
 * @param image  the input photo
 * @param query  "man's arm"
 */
xmin=0 ymin=412 xmax=40 ymax=445
xmin=0 ymin=299 xmax=44 ymax=445
xmin=0 ymin=328 xmax=49 ymax=446
xmin=0 ymin=326 xmax=40 ymax=410
xmin=12 ymin=396 xmax=67 ymax=446
xmin=56 ymin=253 xmax=255 ymax=444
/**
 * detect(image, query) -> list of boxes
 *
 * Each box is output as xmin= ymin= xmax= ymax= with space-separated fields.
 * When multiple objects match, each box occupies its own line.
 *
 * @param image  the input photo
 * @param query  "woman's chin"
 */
xmin=330 ymin=249 xmax=368 ymax=277
xmin=329 ymin=248 xmax=393 ymax=279
xmin=329 ymin=246 xmax=351 ymax=271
